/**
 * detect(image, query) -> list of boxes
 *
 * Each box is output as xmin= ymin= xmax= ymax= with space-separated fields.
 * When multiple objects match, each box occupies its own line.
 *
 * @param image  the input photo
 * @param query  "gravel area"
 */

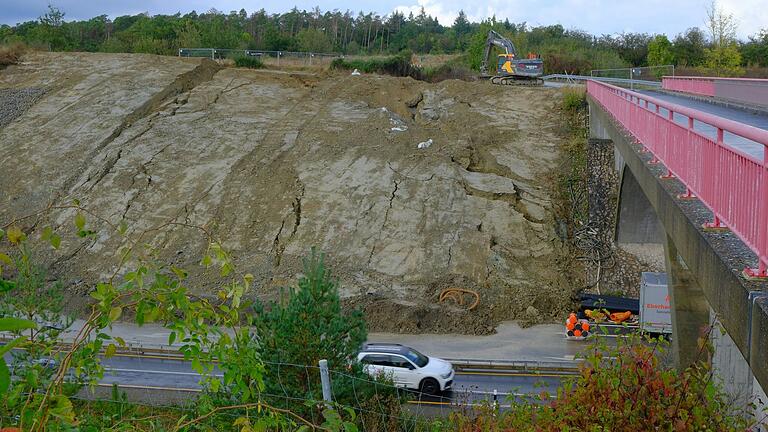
xmin=0 ymin=88 xmax=46 ymax=129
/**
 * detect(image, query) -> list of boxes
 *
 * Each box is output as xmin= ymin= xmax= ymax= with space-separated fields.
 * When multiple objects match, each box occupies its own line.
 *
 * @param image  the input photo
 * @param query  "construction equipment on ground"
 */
xmin=480 ymin=30 xmax=544 ymax=86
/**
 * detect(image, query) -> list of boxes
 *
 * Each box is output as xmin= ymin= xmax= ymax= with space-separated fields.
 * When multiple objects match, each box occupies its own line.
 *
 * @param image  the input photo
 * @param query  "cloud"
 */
xmin=392 ymin=0 xmax=765 ymax=38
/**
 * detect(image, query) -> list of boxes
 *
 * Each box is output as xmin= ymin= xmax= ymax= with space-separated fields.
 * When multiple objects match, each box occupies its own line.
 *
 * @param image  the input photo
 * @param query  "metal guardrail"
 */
xmin=587 ymin=80 xmax=768 ymax=277
xmin=542 ymin=74 xmax=662 ymax=88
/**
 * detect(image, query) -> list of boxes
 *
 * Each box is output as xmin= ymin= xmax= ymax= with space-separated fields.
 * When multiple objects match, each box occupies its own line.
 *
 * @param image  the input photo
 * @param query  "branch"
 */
xmin=173 ymin=401 xmax=328 ymax=431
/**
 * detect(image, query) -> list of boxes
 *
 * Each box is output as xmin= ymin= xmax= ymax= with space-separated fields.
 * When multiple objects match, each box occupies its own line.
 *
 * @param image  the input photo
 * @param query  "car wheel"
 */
xmin=419 ymin=378 xmax=440 ymax=395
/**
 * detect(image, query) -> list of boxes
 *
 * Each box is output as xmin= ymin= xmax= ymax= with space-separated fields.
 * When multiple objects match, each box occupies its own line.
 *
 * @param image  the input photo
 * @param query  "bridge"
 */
xmin=586 ymin=76 xmax=768 ymax=408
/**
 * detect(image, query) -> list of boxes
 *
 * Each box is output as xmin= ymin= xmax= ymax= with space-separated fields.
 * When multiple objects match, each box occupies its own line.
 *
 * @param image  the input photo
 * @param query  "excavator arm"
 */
xmin=480 ymin=30 xmax=518 ymax=75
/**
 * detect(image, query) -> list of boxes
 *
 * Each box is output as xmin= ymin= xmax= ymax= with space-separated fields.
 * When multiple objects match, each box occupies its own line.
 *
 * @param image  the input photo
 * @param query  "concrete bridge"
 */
xmin=586 ymin=77 xmax=768 ymax=408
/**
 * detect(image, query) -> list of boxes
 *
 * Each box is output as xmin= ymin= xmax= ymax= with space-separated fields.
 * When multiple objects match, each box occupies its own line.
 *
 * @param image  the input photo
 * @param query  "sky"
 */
xmin=1 ymin=0 xmax=766 ymax=39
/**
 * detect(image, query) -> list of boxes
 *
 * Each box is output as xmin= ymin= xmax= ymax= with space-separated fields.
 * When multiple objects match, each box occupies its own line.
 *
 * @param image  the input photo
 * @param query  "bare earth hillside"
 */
xmin=0 ymin=52 xmax=573 ymax=334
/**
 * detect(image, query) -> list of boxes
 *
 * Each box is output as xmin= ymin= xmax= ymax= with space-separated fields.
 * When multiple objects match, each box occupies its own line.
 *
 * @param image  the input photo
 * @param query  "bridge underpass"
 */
xmin=586 ymin=80 xmax=768 ymax=410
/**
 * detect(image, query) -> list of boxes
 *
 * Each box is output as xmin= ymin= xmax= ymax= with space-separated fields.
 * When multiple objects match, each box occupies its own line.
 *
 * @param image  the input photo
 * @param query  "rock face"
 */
xmin=0 ymin=52 xmax=573 ymax=334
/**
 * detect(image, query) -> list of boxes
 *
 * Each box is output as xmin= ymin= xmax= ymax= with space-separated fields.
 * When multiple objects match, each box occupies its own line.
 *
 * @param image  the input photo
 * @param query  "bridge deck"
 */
xmin=638 ymin=90 xmax=768 ymax=159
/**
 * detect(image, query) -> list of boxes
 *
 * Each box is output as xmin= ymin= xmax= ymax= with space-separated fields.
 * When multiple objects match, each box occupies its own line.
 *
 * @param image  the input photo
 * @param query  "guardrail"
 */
xmin=662 ymin=76 xmax=768 ymax=108
xmin=542 ymin=74 xmax=662 ymax=88
xmin=587 ymin=79 xmax=768 ymax=278
xmin=661 ymin=76 xmax=716 ymax=96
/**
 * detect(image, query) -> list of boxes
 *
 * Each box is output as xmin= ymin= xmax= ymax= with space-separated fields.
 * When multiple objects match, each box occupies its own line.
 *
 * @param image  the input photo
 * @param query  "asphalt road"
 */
xmin=87 ymin=352 xmax=569 ymax=409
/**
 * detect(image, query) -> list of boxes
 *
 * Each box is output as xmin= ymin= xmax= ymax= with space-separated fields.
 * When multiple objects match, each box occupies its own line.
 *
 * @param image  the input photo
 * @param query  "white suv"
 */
xmin=357 ymin=343 xmax=454 ymax=394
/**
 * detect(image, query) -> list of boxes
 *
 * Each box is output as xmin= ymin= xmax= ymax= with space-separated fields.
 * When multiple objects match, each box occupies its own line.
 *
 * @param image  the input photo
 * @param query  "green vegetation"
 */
xmin=331 ymin=50 xmax=421 ymax=78
xmin=2 ymin=3 xmax=767 ymax=76
xmin=233 ymin=55 xmax=264 ymax=69
xmin=0 ymin=195 xmax=763 ymax=430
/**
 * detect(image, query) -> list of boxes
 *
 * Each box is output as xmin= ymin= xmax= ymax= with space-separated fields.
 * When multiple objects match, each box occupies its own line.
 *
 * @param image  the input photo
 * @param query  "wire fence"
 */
xmin=179 ymin=48 xmax=342 ymax=67
xmin=0 ymin=358 xmax=558 ymax=430
xmin=590 ymin=65 xmax=675 ymax=89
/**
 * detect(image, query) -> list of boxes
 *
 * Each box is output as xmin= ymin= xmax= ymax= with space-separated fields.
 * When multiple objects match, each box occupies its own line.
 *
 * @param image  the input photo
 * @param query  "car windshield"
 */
xmin=403 ymin=349 xmax=429 ymax=368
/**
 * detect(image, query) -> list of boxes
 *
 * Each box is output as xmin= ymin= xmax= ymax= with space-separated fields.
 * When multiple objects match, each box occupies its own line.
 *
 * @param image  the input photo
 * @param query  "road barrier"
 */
xmin=661 ymin=76 xmax=716 ymax=97
xmin=587 ymin=80 xmax=768 ymax=277
xmin=662 ymin=76 xmax=768 ymax=109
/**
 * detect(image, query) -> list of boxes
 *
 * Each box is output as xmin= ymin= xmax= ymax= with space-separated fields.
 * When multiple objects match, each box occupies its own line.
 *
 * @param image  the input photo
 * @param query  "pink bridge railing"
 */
xmin=662 ymin=77 xmax=715 ymax=97
xmin=587 ymin=80 xmax=768 ymax=277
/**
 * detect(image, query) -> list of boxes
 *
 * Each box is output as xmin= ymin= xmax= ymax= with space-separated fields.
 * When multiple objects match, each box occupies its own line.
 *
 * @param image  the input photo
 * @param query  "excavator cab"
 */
xmin=497 ymin=54 xmax=516 ymax=74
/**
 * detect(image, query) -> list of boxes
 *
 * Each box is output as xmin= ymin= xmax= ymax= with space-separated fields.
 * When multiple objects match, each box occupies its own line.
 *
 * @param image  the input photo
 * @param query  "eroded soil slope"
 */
xmin=0 ymin=52 xmax=572 ymax=334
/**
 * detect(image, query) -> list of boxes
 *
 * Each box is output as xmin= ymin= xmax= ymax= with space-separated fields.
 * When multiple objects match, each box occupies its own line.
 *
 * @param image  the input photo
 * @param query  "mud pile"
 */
xmin=0 ymin=52 xmax=573 ymax=334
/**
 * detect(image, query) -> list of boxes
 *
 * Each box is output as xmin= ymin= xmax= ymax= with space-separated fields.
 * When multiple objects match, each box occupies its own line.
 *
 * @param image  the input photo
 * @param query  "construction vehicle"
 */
xmin=480 ymin=30 xmax=544 ymax=86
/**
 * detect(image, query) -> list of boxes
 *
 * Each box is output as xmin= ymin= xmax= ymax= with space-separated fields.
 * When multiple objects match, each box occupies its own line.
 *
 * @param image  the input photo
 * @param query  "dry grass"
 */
xmin=0 ymin=42 xmax=28 ymax=68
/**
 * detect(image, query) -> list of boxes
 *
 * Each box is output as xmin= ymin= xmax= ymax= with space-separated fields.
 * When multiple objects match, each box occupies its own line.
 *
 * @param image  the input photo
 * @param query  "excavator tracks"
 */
xmin=489 ymin=76 xmax=544 ymax=87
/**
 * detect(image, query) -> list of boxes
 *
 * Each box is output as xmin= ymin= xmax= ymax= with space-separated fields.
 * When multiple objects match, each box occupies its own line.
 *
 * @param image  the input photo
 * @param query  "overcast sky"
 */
xmin=1 ymin=0 xmax=766 ymax=39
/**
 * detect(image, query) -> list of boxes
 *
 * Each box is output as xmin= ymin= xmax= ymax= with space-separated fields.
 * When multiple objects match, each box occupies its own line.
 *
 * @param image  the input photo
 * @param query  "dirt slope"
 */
xmin=0 ymin=52 xmax=573 ymax=334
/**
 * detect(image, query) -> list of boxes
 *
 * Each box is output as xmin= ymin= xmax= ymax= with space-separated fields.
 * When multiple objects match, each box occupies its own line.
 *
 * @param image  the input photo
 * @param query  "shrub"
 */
xmin=0 ymin=42 xmax=27 ymax=68
xmin=444 ymin=334 xmax=759 ymax=431
xmin=331 ymin=50 xmax=421 ymax=79
xmin=234 ymin=55 xmax=264 ymax=69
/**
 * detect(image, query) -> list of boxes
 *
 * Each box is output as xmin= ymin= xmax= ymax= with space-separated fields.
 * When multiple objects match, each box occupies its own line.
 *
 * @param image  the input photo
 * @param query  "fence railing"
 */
xmin=662 ymin=76 xmax=768 ymax=108
xmin=178 ymin=48 xmax=341 ymax=65
xmin=587 ymin=80 xmax=768 ymax=277
xmin=661 ymin=76 xmax=716 ymax=97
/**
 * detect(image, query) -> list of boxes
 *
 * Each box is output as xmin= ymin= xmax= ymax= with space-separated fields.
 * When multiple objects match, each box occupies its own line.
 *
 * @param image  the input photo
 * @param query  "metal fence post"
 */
xmin=319 ymin=359 xmax=332 ymax=406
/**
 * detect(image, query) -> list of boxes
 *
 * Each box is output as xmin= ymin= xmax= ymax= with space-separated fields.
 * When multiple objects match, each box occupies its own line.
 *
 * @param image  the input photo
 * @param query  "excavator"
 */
xmin=480 ymin=30 xmax=544 ymax=86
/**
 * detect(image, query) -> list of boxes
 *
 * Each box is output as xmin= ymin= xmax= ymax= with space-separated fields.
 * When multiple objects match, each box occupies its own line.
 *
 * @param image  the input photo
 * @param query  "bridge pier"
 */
xmin=664 ymin=233 xmax=711 ymax=368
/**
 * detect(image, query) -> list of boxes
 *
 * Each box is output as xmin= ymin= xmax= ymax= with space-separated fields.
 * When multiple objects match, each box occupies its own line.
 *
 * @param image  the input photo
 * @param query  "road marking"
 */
xmin=456 ymin=371 xmax=571 ymax=378
xmin=97 ymin=383 xmax=201 ymax=392
xmin=111 ymin=352 xmax=192 ymax=361
xmin=104 ymin=367 xmax=223 ymax=378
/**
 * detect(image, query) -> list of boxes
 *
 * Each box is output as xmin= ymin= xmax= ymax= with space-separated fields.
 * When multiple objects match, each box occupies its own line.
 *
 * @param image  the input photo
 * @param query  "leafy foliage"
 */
xmin=331 ymin=50 xmax=421 ymax=78
xmin=648 ymin=34 xmax=675 ymax=66
xmin=234 ymin=55 xmax=264 ymax=69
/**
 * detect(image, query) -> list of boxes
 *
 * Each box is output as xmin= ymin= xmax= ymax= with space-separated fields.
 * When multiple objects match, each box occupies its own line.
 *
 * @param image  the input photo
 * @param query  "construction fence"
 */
xmin=179 ymin=48 xmax=342 ymax=67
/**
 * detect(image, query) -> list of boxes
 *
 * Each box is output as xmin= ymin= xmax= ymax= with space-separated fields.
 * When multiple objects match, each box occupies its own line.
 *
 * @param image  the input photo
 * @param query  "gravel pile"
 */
xmin=0 ymin=88 xmax=46 ymax=129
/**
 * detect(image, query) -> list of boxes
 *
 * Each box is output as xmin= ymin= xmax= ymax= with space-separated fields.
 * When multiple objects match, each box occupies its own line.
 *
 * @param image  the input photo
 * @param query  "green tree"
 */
xmin=741 ymin=29 xmax=768 ymax=67
xmin=175 ymin=20 xmax=201 ymax=48
xmin=704 ymin=0 xmax=743 ymax=75
xmin=647 ymin=34 xmax=675 ymax=66
xmin=296 ymin=28 xmax=333 ymax=53
xmin=673 ymin=27 xmax=707 ymax=66
xmin=251 ymin=250 xmax=370 ymax=412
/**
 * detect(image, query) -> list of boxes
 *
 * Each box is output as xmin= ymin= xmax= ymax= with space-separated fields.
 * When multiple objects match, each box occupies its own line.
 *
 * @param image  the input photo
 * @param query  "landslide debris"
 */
xmin=0 ymin=52 xmax=573 ymax=334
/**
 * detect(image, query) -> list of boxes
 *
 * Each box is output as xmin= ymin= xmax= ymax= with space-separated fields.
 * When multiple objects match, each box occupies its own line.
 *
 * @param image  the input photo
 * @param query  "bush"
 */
xmin=444 ymin=334 xmax=759 ymax=432
xmin=0 ymin=42 xmax=27 ymax=68
xmin=331 ymin=50 xmax=421 ymax=79
xmin=234 ymin=55 xmax=264 ymax=69
xmin=421 ymin=62 xmax=476 ymax=83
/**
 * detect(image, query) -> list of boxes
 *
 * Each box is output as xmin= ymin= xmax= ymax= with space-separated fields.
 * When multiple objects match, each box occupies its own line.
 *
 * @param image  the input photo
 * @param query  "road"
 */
xmin=92 ymin=352 xmax=568 ymax=409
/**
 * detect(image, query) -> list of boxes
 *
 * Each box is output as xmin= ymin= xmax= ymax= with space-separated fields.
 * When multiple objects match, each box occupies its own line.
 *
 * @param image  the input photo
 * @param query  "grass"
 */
xmin=561 ymin=86 xmax=587 ymax=113
xmin=234 ymin=55 xmax=264 ymax=69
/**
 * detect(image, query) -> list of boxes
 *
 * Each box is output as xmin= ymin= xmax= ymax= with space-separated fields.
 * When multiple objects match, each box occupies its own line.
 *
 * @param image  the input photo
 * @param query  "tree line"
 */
xmin=1 ymin=4 xmax=766 ymax=75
